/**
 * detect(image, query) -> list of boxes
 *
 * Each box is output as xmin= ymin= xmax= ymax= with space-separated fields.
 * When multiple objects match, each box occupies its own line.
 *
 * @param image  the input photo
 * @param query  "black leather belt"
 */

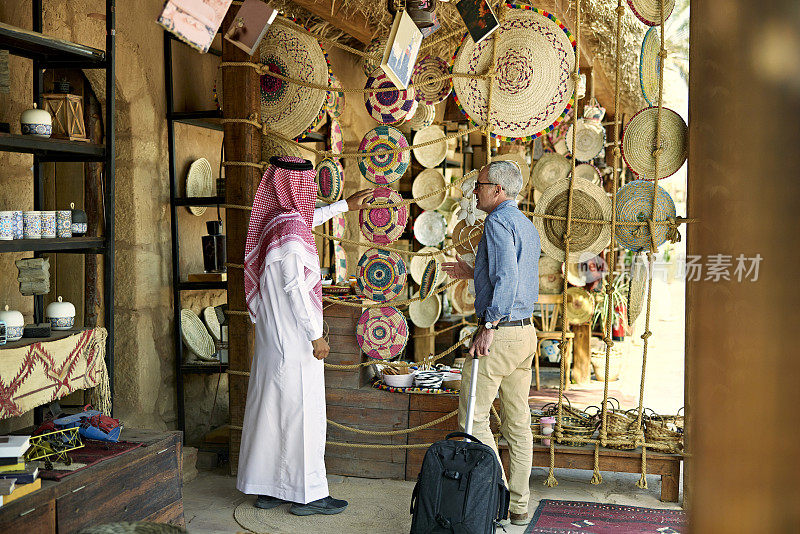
xmin=484 ymin=317 xmax=533 ymax=328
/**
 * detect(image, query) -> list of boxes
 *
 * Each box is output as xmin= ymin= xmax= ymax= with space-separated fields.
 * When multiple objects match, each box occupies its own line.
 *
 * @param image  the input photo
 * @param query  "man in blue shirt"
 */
xmin=443 ymin=160 xmax=540 ymax=526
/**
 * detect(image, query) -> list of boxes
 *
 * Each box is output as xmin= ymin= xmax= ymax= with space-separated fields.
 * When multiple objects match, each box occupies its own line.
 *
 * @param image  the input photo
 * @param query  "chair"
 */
xmin=533 ymin=294 xmax=575 ymax=391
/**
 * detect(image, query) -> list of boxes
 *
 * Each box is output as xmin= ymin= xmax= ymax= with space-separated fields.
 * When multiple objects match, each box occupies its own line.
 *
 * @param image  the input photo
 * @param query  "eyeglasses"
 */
xmin=474 ymin=182 xmax=498 ymax=188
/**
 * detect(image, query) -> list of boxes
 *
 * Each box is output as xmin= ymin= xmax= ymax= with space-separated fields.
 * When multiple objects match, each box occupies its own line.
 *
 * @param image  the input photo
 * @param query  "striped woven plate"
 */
xmin=356 ymin=306 xmax=408 ymax=360
xmin=364 ymin=70 xmax=416 ymax=124
xmin=356 ymin=248 xmax=407 ymax=302
xmin=358 ymin=125 xmax=410 ymax=185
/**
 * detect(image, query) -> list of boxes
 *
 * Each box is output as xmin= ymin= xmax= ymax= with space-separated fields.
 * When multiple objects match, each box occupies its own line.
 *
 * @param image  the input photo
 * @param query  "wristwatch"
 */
xmin=484 ymin=321 xmax=496 ymax=330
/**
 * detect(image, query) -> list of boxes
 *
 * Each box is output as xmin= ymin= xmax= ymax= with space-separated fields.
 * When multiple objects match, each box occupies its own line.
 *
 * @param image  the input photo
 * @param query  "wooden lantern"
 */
xmin=42 ymin=93 xmax=87 ymax=141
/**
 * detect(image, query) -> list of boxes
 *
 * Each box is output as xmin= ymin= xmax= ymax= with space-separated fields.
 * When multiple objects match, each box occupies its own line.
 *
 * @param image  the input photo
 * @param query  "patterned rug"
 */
xmin=525 ymin=500 xmax=685 ymax=533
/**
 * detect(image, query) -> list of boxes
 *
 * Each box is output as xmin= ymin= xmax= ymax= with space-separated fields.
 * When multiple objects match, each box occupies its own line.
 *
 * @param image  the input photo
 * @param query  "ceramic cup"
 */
xmin=56 ymin=210 xmax=72 ymax=238
xmin=12 ymin=211 xmax=23 ymax=239
xmin=0 ymin=211 xmax=13 ymax=240
xmin=41 ymin=211 xmax=56 ymax=238
xmin=23 ymin=211 xmax=41 ymax=239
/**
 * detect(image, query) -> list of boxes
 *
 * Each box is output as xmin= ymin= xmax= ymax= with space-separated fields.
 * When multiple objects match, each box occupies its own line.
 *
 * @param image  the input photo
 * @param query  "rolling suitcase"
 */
xmin=409 ymin=356 xmax=510 ymax=533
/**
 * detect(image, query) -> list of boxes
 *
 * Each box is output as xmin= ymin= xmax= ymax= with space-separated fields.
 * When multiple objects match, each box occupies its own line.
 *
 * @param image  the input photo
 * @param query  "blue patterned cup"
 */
xmin=23 ymin=211 xmax=41 ymax=239
xmin=41 ymin=211 xmax=56 ymax=238
xmin=49 ymin=316 xmax=75 ymax=330
xmin=56 ymin=210 xmax=72 ymax=238
xmin=12 ymin=211 xmax=23 ymax=239
xmin=0 ymin=211 xmax=13 ymax=240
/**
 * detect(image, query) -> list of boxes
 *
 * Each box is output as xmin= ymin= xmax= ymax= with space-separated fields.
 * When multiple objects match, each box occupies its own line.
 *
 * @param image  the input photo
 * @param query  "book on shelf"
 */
xmin=380 ymin=10 xmax=424 ymax=90
xmin=0 ymin=462 xmax=25 ymax=473
xmin=455 ymin=0 xmax=500 ymax=44
xmin=223 ymin=0 xmax=278 ymax=56
xmin=0 ymin=463 xmax=39 ymax=484
xmin=1 ymin=478 xmax=41 ymax=506
xmin=157 ymin=0 xmax=234 ymax=54
xmin=0 ymin=436 xmax=29 ymax=460
xmin=0 ymin=479 xmax=14 ymax=496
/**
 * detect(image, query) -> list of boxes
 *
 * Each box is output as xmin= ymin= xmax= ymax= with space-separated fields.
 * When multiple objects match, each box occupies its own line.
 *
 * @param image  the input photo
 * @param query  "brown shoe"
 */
xmin=510 ymin=512 xmax=529 ymax=526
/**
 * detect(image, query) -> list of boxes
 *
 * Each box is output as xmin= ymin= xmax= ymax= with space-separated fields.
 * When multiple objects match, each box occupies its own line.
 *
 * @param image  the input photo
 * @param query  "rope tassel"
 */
xmin=590 ymin=444 xmax=603 ymax=485
xmin=544 ymin=469 xmax=559 ymax=488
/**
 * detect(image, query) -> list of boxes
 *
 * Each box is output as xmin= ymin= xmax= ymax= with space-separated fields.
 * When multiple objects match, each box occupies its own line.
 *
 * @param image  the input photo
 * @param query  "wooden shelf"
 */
xmin=0 ymin=21 xmax=106 ymax=68
xmin=0 ymin=236 xmax=105 ymax=254
xmin=172 ymin=196 xmax=225 ymax=207
xmin=177 ymin=280 xmax=228 ymax=291
xmin=181 ymin=362 xmax=228 ymax=374
xmin=169 ymin=110 xmax=223 ymax=131
xmin=1 ymin=327 xmax=89 ymax=350
xmin=0 ymin=133 xmax=105 ymax=161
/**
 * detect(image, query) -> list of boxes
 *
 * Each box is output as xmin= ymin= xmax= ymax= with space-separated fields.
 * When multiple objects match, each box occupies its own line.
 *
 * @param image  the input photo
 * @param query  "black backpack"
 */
xmin=410 ymin=432 xmax=510 ymax=534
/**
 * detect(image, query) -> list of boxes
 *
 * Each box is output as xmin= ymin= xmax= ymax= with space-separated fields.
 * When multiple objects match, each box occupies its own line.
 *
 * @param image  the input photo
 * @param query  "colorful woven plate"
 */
xmin=627 ymin=252 xmax=647 ymax=325
xmin=325 ymin=73 xmax=344 ymax=118
xmin=405 ymin=103 xmax=437 ymax=130
xmin=258 ymin=24 xmax=328 ymax=140
xmin=412 ymin=169 xmax=447 ymax=211
xmin=627 ymin=0 xmax=675 ymax=26
xmin=364 ymin=70 xmax=416 ymax=124
xmin=414 ymin=210 xmax=447 ymax=247
xmin=566 ymin=118 xmax=606 ymax=162
xmin=531 ymin=153 xmax=572 ymax=193
xmin=614 ymin=180 xmax=676 ymax=251
xmin=358 ymin=125 xmax=410 ymax=185
xmin=315 ymin=158 xmax=343 ymax=202
xmin=412 ymin=56 xmax=452 ymax=105
xmin=419 ymin=258 xmax=439 ymax=300
xmin=565 ymin=286 xmax=594 ymax=325
xmin=330 ymin=118 xmax=344 ymax=154
xmin=639 ymin=27 xmax=661 ymax=106
xmin=452 ymin=6 xmax=576 ymax=141
xmin=570 ymin=162 xmax=602 ymax=186
xmin=356 ymin=248 xmax=407 ymax=302
xmin=413 ymin=125 xmax=448 ymax=168
xmin=409 ymin=292 xmax=442 ymax=328
xmin=356 ymin=306 xmax=409 ymax=360
xmin=410 ymin=247 xmax=445 ymax=285
xmin=359 ymin=186 xmax=409 ymax=244
xmin=622 ymin=106 xmax=687 ymax=179
xmin=533 ymin=177 xmax=612 ymax=262
xmin=362 ymin=36 xmax=388 ymax=77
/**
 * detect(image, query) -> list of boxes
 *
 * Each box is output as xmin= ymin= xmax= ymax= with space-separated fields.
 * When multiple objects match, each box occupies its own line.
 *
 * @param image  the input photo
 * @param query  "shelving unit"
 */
xmin=0 ymin=2 xmax=116 ymax=410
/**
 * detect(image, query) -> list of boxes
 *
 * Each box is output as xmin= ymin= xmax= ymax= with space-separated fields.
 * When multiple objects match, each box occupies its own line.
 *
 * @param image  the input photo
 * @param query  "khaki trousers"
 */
xmin=458 ymin=324 xmax=535 ymax=515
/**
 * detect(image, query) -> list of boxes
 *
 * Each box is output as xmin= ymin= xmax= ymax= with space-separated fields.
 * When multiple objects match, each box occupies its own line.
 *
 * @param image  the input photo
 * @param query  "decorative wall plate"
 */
xmin=410 ymin=247 xmax=445 ymax=285
xmin=571 ymin=162 xmax=602 ymax=186
xmin=202 ymin=306 xmax=222 ymax=342
xmin=181 ymin=308 xmax=216 ymax=361
xmin=627 ymin=0 xmax=675 ymax=26
xmin=358 ymin=125 xmax=410 ymax=185
xmin=413 ymin=125 xmax=448 ymax=168
xmin=418 ymin=258 xmax=439 ymax=301
xmin=356 ymin=248 xmax=407 ymax=302
xmin=622 ymin=106 xmax=687 ymax=179
xmin=411 ymin=55 xmax=452 ymax=105
xmin=409 ymin=292 xmax=442 ymax=328
xmin=356 ymin=306 xmax=408 ymax=360
xmin=186 ymin=157 xmax=214 ymax=216
xmin=325 ymin=73 xmax=344 ymax=118
xmin=359 ymin=186 xmax=409 ymax=244
xmin=405 ymin=103 xmax=437 ymax=130
xmin=329 ymin=118 xmax=344 ymax=154
xmin=566 ymin=118 xmax=606 ymax=162
xmin=414 ymin=210 xmax=447 ymax=247
xmin=364 ymin=69 xmax=416 ymax=124
xmin=639 ymin=27 xmax=661 ymax=105
xmin=412 ymin=169 xmax=447 ymax=211
xmin=531 ymin=152 xmax=571 ymax=193
xmin=315 ymin=157 xmax=343 ymax=202
xmin=614 ymin=180 xmax=676 ymax=251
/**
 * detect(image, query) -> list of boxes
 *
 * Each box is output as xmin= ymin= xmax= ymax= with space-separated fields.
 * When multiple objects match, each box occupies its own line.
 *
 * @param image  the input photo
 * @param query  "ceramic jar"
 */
xmin=41 ymin=211 xmax=56 ymax=238
xmin=46 ymin=296 xmax=75 ymax=330
xmin=0 ymin=305 xmax=25 ymax=341
xmin=20 ymin=103 xmax=52 ymax=137
xmin=70 ymin=202 xmax=87 ymax=236
xmin=56 ymin=210 xmax=72 ymax=238
xmin=0 ymin=211 xmax=13 ymax=240
xmin=23 ymin=211 xmax=41 ymax=239
xmin=540 ymin=416 xmax=556 ymax=446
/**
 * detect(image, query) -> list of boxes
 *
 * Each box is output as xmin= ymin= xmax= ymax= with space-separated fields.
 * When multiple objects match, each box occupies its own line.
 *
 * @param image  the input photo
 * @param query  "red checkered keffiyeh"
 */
xmin=244 ymin=157 xmax=322 ymax=322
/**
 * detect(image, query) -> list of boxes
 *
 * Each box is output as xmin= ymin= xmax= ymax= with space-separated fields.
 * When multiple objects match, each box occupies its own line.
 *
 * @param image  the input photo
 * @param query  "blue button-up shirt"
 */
xmin=474 ymin=200 xmax=540 ymax=322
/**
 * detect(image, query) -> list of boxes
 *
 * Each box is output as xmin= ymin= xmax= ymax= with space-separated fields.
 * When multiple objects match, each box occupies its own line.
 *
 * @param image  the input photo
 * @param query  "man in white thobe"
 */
xmin=238 ymin=156 xmax=369 ymax=516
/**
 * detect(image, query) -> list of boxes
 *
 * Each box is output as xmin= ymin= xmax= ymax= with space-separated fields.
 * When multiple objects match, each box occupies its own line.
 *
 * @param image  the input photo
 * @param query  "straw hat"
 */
xmin=412 ymin=55 xmax=452 ymax=105
xmin=627 ymin=252 xmax=647 ymax=324
xmin=330 ymin=118 xmax=344 ymax=154
xmin=531 ymin=153 xmax=571 ymax=193
xmin=410 ymin=247 xmax=445 ymax=284
xmin=565 ymin=286 xmax=594 ymax=325
xmin=414 ymin=210 xmax=447 ymax=246
xmin=409 ymin=292 xmax=442 ymax=328
xmin=627 ymin=0 xmax=675 ymax=26
xmin=356 ymin=306 xmax=408 ymax=360
xmin=358 ymin=125 xmax=410 ymax=185
xmin=570 ymin=162 xmax=602 ymax=186
xmin=413 ymin=125 xmax=448 ymax=168
xmin=361 ymin=35 xmax=388 ymax=77
xmin=325 ymin=73 xmax=344 ymax=118
xmin=364 ymin=69 xmax=416 ymax=124
xmin=566 ymin=118 xmax=606 ymax=162
xmin=451 ymin=6 xmax=576 ymax=141
xmin=357 ymin=248 xmax=407 ymax=302
xmin=622 ymin=106 xmax=687 ymax=179
xmin=452 ymin=220 xmax=483 ymax=255
xmin=448 ymin=279 xmax=475 ymax=315
xmin=261 ymin=134 xmax=302 ymax=163
xmin=539 ymin=256 xmax=564 ymax=294
xmin=359 ymin=186 xmax=409 ymax=244
xmin=639 ymin=27 xmax=661 ymax=106
xmin=614 ymin=180 xmax=676 ymax=251
xmin=258 ymin=24 xmax=328 ymax=140
xmin=418 ymin=258 xmax=439 ymax=300
xmin=533 ymin=177 xmax=612 ymax=262
xmin=405 ymin=103 xmax=437 ymax=130
xmin=413 ymin=169 xmax=447 ymax=211
xmin=315 ymin=157 xmax=343 ymax=202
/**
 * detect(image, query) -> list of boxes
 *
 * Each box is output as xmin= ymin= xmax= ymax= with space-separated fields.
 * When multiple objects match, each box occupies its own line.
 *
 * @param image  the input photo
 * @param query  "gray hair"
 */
xmin=486 ymin=160 xmax=524 ymax=198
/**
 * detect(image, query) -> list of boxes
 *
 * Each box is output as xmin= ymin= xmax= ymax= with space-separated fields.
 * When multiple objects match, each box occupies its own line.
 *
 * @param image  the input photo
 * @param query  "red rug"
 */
xmin=526 ymin=500 xmax=685 ymax=534
xmin=38 ymin=440 xmax=143 ymax=481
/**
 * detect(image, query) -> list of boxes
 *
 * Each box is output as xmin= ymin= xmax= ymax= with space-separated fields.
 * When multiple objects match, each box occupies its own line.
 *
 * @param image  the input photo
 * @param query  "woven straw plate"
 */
xmin=531 ymin=153 xmax=572 ymax=193
xmin=358 ymin=125 xmax=410 ymax=185
xmin=418 ymin=258 xmax=438 ymax=300
xmin=448 ymin=279 xmax=475 ymax=315
xmin=359 ymin=187 xmax=409 ymax=244
xmin=202 ymin=306 xmax=222 ymax=342
xmin=185 ymin=158 xmax=214 ymax=216
xmin=414 ymin=210 xmax=447 ymax=246
xmin=409 ymin=292 xmax=442 ymax=329
xmin=356 ymin=248 xmax=407 ymax=302
xmin=404 ymin=100 xmax=419 ymax=124
xmin=533 ymin=177 xmax=612 ymax=262
xmin=330 ymin=118 xmax=344 ymax=154
xmin=412 ymin=169 xmax=447 ymax=211
xmin=639 ymin=27 xmax=661 ymax=106
xmin=406 ymin=103 xmax=437 ymax=130
xmin=364 ymin=69 xmax=416 ymax=124
xmin=566 ymin=118 xmax=606 ymax=162
xmin=539 ymin=256 xmax=565 ymax=294
xmin=413 ymin=125 xmax=448 ymax=168
xmin=356 ymin=306 xmax=408 ymax=360
xmin=614 ymin=180 xmax=676 ymax=251
xmin=258 ymin=24 xmax=328 ymax=140
xmin=627 ymin=0 xmax=675 ymax=26
xmin=627 ymin=252 xmax=647 ymax=324
xmin=410 ymin=247 xmax=445 ymax=284
xmin=412 ymin=55 xmax=452 ymax=105
xmin=262 ymin=134 xmax=302 ymax=163
xmin=181 ymin=308 xmax=216 ymax=361
xmin=452 ymin=219 xmax=483 ymax=255
xmin=459 ymin=325 xmax=478 ymax=347
xmin=452 ymin=6 xmax=576 ymax=141
xmin=325 ymin=73 xmax=344 ymax=118
xmin=570 ymin=162 xmax=602 ymax=186
xmin=622 ymin=106 xmax=688 ymax=179
xmin=334 ymin=244 xmax=348 ymax=283
xmin=361 ymin=35 xmax=388 ymax=77
xmin=315 ymin=157 xmax=343 ymax=202
xmin=565 ymin=287 xmax=594 ymax=325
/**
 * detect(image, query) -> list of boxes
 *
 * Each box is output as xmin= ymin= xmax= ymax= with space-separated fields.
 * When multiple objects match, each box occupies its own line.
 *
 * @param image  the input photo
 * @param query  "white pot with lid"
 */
xmin=20 ymin=103 xmax=53 ymax=137
xmin=0 ymin=305 xmax=25 ymax=341
xmin=46 ymin=296 xmax=76 ymax=331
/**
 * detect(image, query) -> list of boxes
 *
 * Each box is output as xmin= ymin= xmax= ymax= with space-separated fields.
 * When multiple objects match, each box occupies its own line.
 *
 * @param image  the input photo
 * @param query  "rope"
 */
xmin=328 ymin=409 xmax=457 ymax=435
xmin=412 ymin=319 xmax=476 ymax=338
xmin=322 ymin=279 xmax=459 ymax=309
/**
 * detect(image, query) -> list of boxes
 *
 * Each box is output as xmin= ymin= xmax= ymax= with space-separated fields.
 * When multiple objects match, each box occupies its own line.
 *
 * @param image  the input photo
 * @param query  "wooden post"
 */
xmin=222 ymin=10 xmax=261 ymax=476
xmin=570 ymin=323 xmax=591 ymax=385
xmin=414 ymin=325 xmax=434 ymax=363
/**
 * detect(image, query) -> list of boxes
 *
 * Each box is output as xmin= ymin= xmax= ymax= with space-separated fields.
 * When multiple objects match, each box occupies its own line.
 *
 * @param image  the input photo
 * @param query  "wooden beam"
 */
xmin=289 ymin=0 xmax=374 ymax=44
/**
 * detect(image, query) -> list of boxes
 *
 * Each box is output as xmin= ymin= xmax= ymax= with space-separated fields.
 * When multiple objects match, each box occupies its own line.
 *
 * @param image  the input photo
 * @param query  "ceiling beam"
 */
xmin=289 ymin=0 xmax=374 ymax=44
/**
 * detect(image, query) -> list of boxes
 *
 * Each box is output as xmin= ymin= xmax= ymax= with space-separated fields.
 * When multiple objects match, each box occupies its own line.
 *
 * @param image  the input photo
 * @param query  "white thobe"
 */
xmin=237 ymin=200 xmax=347 ymax=503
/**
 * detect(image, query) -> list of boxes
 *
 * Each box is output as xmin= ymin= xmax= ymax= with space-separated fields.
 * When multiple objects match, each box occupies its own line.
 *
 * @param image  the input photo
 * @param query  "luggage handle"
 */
xmin=445 ymin=431 xmax=482 ymax=444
